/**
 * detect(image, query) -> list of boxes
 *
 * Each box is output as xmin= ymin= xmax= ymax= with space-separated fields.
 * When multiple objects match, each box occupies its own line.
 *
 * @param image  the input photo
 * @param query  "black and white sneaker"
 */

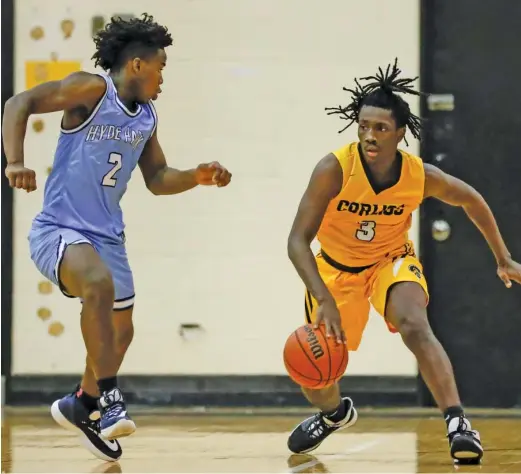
xmin=51 ymin=391 xmax=122 ymax=461
xmin=287 ymin=397 xmax=358 ymax=454
xmin=448 ymin=415 xmax=483 ymax=464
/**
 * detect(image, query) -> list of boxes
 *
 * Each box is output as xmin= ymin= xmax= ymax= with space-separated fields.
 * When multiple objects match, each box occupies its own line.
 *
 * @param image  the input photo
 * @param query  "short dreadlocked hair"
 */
xmin=92 ymin=13 xmax=173 ymax=71
xmin=325 ymin=59 xmax=424 ymax=144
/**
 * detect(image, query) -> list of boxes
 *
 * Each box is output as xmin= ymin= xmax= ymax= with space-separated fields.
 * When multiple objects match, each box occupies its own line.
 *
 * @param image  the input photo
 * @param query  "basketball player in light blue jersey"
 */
xmin=3 ymin=14 xmax=231 ymax=462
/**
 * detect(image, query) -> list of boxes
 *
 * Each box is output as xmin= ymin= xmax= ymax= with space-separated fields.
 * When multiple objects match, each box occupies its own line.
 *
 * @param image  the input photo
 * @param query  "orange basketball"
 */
xmin=283 ymin=324 xmax=348 ymax=389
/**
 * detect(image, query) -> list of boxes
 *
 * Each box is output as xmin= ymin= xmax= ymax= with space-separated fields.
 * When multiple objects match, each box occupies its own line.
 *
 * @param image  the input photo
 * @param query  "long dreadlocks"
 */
xmin=325 ymin=59 xmax=424 ymax=144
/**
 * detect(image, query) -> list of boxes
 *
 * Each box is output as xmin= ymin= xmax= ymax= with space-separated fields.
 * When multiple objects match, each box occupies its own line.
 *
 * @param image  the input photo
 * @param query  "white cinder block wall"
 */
xmin=13 ymin=0 xmax=420 ymax=376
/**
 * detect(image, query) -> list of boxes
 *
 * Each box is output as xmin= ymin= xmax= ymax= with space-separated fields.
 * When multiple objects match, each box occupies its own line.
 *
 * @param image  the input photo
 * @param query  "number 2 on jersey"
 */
xmin=356 ymin=221 xmax=376 ymax=242
xmin=102 ymin=152 xmax=122 ymax=187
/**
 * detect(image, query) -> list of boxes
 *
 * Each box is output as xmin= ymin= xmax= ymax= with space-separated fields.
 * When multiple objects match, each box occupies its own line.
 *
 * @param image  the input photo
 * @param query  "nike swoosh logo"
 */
xmin=86 ymin=427 xmax=120 ymax=452
xmin=103 ymin=439 xmax=120 ymax=451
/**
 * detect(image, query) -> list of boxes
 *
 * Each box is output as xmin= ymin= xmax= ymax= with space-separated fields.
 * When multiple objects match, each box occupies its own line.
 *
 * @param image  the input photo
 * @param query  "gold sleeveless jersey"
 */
xmin=316 ymin=142 xmax=425 ymax=267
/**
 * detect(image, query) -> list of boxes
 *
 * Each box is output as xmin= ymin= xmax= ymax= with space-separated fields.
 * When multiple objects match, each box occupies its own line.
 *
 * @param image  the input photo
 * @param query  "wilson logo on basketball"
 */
xmin=304 ymin=325 xmax=324 ymax=360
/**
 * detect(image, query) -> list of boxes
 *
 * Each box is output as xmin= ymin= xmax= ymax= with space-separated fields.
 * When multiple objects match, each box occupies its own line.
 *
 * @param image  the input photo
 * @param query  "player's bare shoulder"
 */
xmin=14 ymin=70 xmax=107 ymax=119
xmin=423 ymin=162 xmax=442 ymax=177
xmin=422 ymin=162 xmax=447 ymax=199
xmin=310 ymin=153 xmax=344 ymax=200
xmin=60 ymin=71 xmax=107 ymax=108
xmin=59 ymin=72 xmax=107 ymax=130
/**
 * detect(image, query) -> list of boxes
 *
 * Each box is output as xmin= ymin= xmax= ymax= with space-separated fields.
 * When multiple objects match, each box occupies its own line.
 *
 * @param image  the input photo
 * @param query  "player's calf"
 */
xmin=80 ymin=269 xmax=120 ymax=378
xmin=386 ymin=283 xmax=483 ymax=464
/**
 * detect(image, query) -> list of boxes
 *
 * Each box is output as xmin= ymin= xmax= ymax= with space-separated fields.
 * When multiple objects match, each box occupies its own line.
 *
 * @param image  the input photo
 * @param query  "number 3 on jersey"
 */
xmin=356 ymin=220 xmax=376 ymax=242
xmin=102 ymin=152 xmax=122 ymax=187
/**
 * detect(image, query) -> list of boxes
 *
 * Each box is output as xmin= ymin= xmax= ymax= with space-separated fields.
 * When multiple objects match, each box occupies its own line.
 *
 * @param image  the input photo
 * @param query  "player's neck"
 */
xmin=362 ymin=152 xmax=400 ymax=183
xmin=109 ymin=73 xmax=138 ymax=111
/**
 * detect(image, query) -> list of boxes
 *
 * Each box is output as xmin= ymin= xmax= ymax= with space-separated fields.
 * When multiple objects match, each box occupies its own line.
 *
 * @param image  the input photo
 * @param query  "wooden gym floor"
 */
xmin=2 ymin=407 xmax=521 ymax=473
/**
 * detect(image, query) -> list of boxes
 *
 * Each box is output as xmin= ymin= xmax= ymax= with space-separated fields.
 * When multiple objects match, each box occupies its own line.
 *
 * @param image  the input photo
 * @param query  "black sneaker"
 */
xmin=287 ymin=397 xmax=358 ymax=454
xmin=51 ymin=391 xmax=122 ymax=461
xmin=98 ymin=388 xmax=136 ymax=440
xmin=448 ymin=415 xmax=483 ymax=464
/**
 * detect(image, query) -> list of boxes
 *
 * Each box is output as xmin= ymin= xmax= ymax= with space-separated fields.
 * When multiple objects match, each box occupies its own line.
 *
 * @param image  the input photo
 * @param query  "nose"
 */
xmin=364 ymin=128 xmax=376 ymax=143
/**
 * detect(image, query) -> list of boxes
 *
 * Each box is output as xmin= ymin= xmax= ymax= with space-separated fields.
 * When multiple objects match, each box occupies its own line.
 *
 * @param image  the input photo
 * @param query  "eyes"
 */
xmin=359 ymin=123 xmax=389 ymax=133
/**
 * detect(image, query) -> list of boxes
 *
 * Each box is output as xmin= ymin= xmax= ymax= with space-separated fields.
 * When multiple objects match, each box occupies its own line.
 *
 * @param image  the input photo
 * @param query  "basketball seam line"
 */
xmin=295 ymin=329 xmax=323 ymax=383
xmin=317 ymin=325 xmax=332 ymax=385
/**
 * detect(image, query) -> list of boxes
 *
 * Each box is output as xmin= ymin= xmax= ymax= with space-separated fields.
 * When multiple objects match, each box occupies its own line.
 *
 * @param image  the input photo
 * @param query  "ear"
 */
xmin=131 ymin=58 xmax=142 ymax=73
xmin=397 ymin=126 xmax=406 ymax=143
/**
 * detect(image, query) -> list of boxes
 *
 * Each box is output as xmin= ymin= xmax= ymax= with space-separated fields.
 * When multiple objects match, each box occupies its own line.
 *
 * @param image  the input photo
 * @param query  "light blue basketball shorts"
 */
xmin=28 ymin=223 xmax=135 ymax=311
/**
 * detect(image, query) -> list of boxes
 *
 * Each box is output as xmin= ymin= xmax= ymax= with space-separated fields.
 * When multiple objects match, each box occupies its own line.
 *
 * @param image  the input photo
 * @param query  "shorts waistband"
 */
xmin=320 ymin=249 xmax=375 ymax=274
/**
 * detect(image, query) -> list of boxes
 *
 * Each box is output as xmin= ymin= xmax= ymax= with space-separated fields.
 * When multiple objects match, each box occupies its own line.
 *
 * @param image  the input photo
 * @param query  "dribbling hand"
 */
xmin=497 ymin=257 xmax=521 ymax=288
xmin=5 ymin=163 xmax=37 ymax=192
xmin=314 ymin=297 xmax=346 ymax=345
xmin=195 ymin=161 xmax=232 ymax=187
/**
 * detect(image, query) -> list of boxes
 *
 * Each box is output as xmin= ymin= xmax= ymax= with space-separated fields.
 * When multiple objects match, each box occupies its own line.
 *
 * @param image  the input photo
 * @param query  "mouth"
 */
xmin=364 ymin=147 xmax=379 ymax=158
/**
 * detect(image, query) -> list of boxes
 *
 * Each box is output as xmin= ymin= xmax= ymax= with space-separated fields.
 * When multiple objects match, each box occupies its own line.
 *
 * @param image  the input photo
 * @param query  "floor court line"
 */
xmin=286 ymin=438 xmax=385 ymax=473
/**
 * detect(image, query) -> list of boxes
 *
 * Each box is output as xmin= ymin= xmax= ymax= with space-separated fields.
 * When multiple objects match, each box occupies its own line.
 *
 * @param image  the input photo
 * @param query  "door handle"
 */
xmin=432 ymin=219 xmax=451 ymax=242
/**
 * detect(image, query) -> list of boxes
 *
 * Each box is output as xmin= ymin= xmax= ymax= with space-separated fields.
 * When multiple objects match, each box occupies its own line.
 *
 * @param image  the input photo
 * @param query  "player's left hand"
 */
xmin=195 ymin=162 xmax=232 ymax=187
xmin=497 ymin=257 xmax=521 ymax=288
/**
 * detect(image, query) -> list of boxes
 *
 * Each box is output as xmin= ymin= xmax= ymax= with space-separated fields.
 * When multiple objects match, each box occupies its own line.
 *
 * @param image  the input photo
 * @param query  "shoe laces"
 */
xmin=101 ymin=390 xmax=125 ymax=418
xmin=448 ymin=415 xmax=480 ymax=440
xmin=302 ymin=414 xmax=330 ymax=440
xmin=104 ymin=401 xmax=124 ymax=418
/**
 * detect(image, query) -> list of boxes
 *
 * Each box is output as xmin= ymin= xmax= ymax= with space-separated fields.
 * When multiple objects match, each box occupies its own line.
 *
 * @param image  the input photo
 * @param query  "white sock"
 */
xmin=448 ymin=416 xmax=471 ymax=434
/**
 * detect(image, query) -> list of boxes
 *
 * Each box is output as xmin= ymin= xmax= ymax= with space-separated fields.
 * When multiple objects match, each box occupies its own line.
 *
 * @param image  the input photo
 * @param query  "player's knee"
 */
xmin=387 ymin=282 xmax=431 ymax=344
xmin=397 ymin=310 xmax=432 ymax=345
xmin=392 ymin=308 xmax=433 ymax=347
xmin=81 ymin=268 xmax=114 ymax=309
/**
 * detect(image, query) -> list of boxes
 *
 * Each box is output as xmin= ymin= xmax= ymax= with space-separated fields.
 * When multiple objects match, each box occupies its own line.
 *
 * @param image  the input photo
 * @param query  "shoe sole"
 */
xmin=289 ymin=405 xmax=359 ymax=454
xmin=451 ymin=439 xmax=483 ymax=463
xmin=51 ymin=400 xmax=122 ymax=462
xmin=100 ymin=419 xmax=137 ymax=441
xmin=455 ymin=451 xmax=480 ymax=459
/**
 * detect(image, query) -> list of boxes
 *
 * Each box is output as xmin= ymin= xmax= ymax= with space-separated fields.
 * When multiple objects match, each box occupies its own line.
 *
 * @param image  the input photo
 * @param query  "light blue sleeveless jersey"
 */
xmin=33 ymin=73 xmax=157 ymax=242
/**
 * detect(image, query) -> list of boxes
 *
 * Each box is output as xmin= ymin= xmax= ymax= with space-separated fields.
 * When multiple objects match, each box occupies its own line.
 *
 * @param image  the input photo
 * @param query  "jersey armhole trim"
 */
xmin=60 ymin=74 xmax=109 ymax=135
xmin=332 ymin=143 xmax=355 ymax=190
xmin=148 ymin=100 xmax=158 ymax=139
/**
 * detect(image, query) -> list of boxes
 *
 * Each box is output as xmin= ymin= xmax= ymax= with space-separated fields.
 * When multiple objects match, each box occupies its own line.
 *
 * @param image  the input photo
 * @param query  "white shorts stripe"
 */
xmin=113 ymin=296 xmax=135 ymax=310
xmin=392 ymin=257 xmax=405 ymax=277
xmin=53 ymin=238 xmax=92 ymax=283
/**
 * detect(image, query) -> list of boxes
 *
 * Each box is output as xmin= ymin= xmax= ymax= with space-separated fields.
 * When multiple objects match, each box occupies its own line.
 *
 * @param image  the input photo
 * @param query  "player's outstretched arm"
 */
xmin=2 ymin=72 xmax=106 ymax=192
xmin=423 ymin=163 xmax=521 ymax=287
xmin=138 ymin=130 xmax=232 ymax=195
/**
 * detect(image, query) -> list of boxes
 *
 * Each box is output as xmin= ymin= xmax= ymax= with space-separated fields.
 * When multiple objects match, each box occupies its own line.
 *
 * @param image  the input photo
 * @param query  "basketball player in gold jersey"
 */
xmin=286 ymin=60 xmax=521 ymax=464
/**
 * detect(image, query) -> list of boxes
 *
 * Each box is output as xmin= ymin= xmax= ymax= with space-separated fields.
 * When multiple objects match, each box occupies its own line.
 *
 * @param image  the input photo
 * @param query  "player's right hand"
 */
xmin=5 ymin=163 xmax=37 ymax=192
xmin=314 ymin=297 xmax=346 ymax=345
